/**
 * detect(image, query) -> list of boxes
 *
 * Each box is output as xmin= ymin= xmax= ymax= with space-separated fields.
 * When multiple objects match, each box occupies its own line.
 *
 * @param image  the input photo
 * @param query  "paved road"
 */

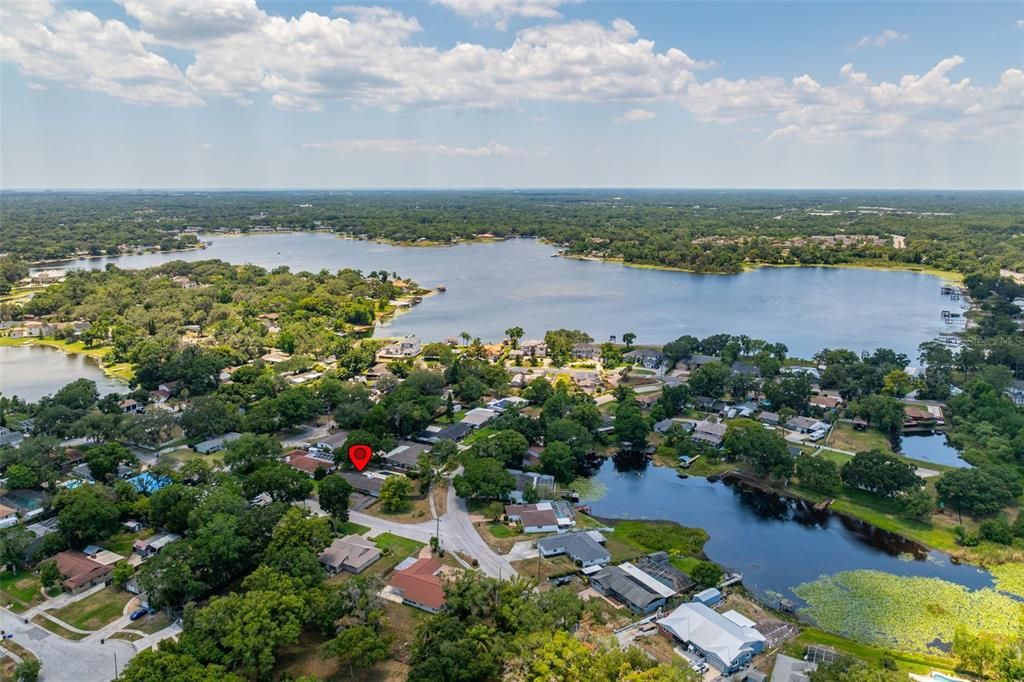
xmin=342 ymin=478 xmax=517 ymax=580
xmin=0 ymin=607 xmax=135 ymax=682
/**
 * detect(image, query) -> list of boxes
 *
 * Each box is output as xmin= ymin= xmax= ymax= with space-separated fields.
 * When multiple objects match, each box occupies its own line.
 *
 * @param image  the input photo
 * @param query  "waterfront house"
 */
xmin=691 ymin=420 xmax=727 ymax=447
xmin=379 ymin=335 xmax=421 ymax=358
xmin=657 ymin=602 xmax=766 ymax=674
xmin=571 ymin=342 xmax=600 ymax=360
xmin=635 ymin=552 xmax=695 ymax=593
xmin=521 ymin=340 xmax=547 ymax=358
xmin=318 ymin=535 xmax=381 ymax=575
xmin=771 ymin=654 xmax=817 ymax=682
xmin=904 ymin=406 xmax=938 ymax=430
xmin=536 ymin=531 xmax=609 ymax=567
xmin=387 ymin=557 xmax=446 ymax=613
xmin=507 ymin=469 xmax=556 ymax=501
xmin=682 ymin=355 xmax=719 ymax=370
xmin=624 ymin=348 xmax=666 ymax=370
xmin=505 ymin=501 xmax=574 ymax=533
xmin=30 ymin=270 xmax=66 ymax=285
xmin=590 ymin=564 xmax=671 ymax=615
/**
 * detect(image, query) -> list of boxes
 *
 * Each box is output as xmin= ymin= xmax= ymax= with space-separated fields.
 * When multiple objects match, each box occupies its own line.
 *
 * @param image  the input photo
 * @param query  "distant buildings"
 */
xmin=379 ymin=335 xmax=421 ymax=358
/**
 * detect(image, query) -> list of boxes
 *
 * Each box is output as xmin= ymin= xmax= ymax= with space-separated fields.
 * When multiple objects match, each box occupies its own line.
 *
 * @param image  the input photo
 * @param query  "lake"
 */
xmin=900 ymin=432 xmax=971 ymax=468
xmin=0 ymin=344 xmax=126 ymax=402
xmin=38 ymin=233 xmax=952 ymax=359
xmin=586 ymin=459 xmax=992 ymax=602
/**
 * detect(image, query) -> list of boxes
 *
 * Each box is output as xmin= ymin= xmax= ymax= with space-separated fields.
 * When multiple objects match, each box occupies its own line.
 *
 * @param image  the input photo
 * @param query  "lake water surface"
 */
xmin=0 ymin=344 xmax=126 ymax=402
xmin=39 ymin=233 xmax=952 ymax=359
xmin=586 ymin=459 xmax=992 ymax=602
xmin=900 ymin=433 xmax=971 ymax=468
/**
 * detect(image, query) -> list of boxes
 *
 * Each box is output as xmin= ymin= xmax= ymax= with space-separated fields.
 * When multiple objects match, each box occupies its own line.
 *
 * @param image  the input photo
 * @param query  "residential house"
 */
xmin=1007 ymin=380 xmax=1024 ymax=406
xmin=379 ymin=335 xmax=421 ymax=358
xmin=285 ymin=450 xmax=335 ymax=477
xmin=133 ymin=532 xmax=181 ymax=558
xmin=692 ymin=396 xmax=717 ymax=412
xmin=0 ymin=504 xmax=18 ymax=529
xmin=691 ymin=420 xmax=727 ymax=448
xmin=504 ymin=501 xmax=575 ymax=533
xmin=657 ymin=602 xmax=766 ymax=674
xmin=487 ymin=396 xmax=529 ymax=412
xmin=571 ymin=342 xmax=600 ymax=360
xmin=157 ymin=381 xmax=182 ymax=394
xmin=30 ymin=269 xmax=65 ymax=285
xmin=904 ymin=406 xmax=938 ymax=431
xmin=54 ymin=550 xmax=113 ymax=594
xmin=537 ymin=531 xmax=610 ymax=567
xmin=149 ymin=389 xmax=171 ymax=405
xmin=318 ymin=535 xmax=381 ymax=575
xmin=461 ymin=407 xmax=499 ymax=428
xmin=634 ymin=393 xmax=661 ymax=410
xmin=758 ymin=411 xmax=780 ymax=427
xmin=731 ymin=361 xmax=760 ymax=376
xmin=507 ymin=469 xmax=555 ymax=501
xmin=809 ymin=395 xmax=842 ymax=411
xmin=0 ymin=427 xmax=24 ymax=448
xmin=118 ymin=398 xmax=143 ymax=414
xmin=387 ymin=557 xmax=446 ymax=613
xmin=624 ymin=348 xmax=666 ymax=370
xmin=384 ymin=441 xmax=430 ymax=471
xmin=785 ymin=417 xmax=828 ymax=434
xmin=726 ymin=402 xmax=758 ymax=419
xmin=521 ymin=340 xmax=547 ymax=358
xmin=193 ymin=432 xmax=242 ymax=454
xmin=682 ymin=354 xmax=719 ymax=370
xmin=415 ymin=422 xmax=474 ymax=444
xmin=590 ymin=564 xmax=670 ymax=615
xmin=260 ymin=350 xmax=292 ymax=364
xmin=170 ymin=275 xmax=199 ymax=288
xmin=8 ymin=320 xmax=57 ymax=338
xmin=337 ymin=471 xmax=385 ymax=497
xmin=635 ymin=552 xmax=696 ymax=594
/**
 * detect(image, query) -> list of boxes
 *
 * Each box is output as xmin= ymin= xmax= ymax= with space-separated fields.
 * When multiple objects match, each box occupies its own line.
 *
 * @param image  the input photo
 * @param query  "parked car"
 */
xmin=129 ymin=608 xmax=149 ymax=621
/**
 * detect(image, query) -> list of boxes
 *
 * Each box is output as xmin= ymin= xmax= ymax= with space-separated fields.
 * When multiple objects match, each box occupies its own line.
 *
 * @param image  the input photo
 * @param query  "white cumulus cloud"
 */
xmin=432 ymin=0 xmax=580 ymax=30
xmin=854 ymin=29 xmax=909 ymax=49
xmin=303 ymin=139 xmax=531 ymax=157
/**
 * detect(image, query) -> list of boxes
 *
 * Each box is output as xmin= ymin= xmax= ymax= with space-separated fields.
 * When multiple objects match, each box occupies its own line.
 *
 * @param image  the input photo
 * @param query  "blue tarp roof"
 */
xmin=128 ymin=472 xmax=172 ymax=494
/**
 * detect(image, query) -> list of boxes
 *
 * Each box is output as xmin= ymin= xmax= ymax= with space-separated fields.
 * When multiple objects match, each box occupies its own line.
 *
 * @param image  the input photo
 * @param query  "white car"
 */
xmin=808 ymin=429 xmax=827 ymax=442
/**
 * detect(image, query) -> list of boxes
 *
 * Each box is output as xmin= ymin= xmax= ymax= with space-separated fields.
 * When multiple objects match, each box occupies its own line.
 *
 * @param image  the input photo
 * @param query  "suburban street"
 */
xmin=341 ymin=476 xmax=517 ymax=580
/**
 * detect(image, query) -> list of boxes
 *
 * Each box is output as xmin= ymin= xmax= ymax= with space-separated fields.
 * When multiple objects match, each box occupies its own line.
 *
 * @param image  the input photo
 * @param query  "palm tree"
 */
xmin=459 ymin=331 xmax=472 ymax=346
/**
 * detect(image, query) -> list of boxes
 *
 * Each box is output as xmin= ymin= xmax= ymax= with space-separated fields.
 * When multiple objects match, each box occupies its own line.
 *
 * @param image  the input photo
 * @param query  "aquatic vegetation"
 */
xmin=794 ymin=570 xmax=1023 ymax=654
xmin=991 ymin=563 xmax=1024 ymax=598
xmin=571 ymin=476 xmax=607 ymax=501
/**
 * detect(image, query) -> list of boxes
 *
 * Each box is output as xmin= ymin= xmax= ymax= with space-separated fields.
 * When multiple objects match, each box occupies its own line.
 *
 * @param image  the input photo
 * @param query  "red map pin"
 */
xmin=348 ymin=444 xmax=372 ymax=472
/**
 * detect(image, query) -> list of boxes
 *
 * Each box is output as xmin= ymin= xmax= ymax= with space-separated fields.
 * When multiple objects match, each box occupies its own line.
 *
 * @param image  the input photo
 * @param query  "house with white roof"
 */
xmin=657 ymin=601 xmax=766 ymax=674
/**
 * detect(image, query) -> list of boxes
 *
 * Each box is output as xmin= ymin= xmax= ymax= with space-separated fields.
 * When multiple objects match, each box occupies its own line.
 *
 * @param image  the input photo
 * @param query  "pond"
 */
xmin=0 ymin=344 xmax=126 ymax=402
xmin=900 ymin=432 xmax=971 ymax=469
xmin=37 ymin=233 xmax=952 ymax=359
xmin=585 ymin=459 xmax=992 ymax=602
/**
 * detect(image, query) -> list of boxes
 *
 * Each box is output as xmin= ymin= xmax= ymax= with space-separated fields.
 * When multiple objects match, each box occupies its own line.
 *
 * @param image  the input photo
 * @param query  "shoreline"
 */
xmin=561 ymin=252 xmax=964 ymax=283
xmin=0 ymin=337 xmax=133 ymax=383
xmin=29 ymin=243 xmax=207 ymax=268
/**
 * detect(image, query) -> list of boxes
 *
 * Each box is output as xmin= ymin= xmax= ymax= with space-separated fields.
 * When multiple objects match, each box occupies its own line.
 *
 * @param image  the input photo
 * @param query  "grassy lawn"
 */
xmin=334 ymin=520 xmax=372 ymax=536
xmin=32 ymin=615 xmax=87 ymax=640
xmin=487 ymin=522 xmax=517 ymax=538
xmin=826 ymin=422 xmax=893 ymax=454
xmin=103 ymin=529 xmax=153 ymax=556
xmin=366 ymin=495 xmax=432 ymax=524
xmin=48 ymin=587 xmax=132 ymax=631
xmin=0 ymin=570 xmax=43 ymax=612
xmin=787 ymin=627 xmax=959 ymax=677
xmin=607 ymin=520 xmax=709 ymax=557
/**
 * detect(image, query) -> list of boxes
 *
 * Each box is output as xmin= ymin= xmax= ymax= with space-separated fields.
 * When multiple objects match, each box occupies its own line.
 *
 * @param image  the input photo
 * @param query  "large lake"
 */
xmin=587 ymin=459 xmax=992 ymax=602
xmin=0 ymin=344 xmax=125 ymax=402
xmin=38 ymin=233 xmax=956 ymax=359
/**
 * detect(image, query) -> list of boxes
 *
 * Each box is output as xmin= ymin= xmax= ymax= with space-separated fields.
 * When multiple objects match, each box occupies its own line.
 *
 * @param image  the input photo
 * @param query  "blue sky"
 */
xmin=1 ymin=1 xmax=1021 ymax=189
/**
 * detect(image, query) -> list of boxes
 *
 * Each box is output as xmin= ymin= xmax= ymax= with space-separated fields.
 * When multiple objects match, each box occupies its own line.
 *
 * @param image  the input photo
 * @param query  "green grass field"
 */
xmin=48 ymin=587 xmax=132 ymax=631
xmin=0 ymin=570 xmax=43 ymax=612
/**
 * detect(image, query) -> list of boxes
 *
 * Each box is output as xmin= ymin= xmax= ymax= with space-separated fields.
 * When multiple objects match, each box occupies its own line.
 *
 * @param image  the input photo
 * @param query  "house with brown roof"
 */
xmin=387 ymin=557 xmax=446 ymax=613
xmin=0 ymin=504 xmax=17 ymax=529
xmin=55 ymin=550 xmax=113 ymax=594
xmin=285 ymin=450 xmax=335 ymax=477
xmin=318 ymin=535 xmax=381 ymax=575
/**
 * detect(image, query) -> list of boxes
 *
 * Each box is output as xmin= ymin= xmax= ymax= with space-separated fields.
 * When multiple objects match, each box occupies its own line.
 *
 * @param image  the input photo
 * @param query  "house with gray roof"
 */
xmin=384 ymin=441 xmax=430 ymax=470
xmin=590 ymin=564 xmax=668 ymax=615
xmin=691 ymin=420 xmax=727 ymax=447
xmin=770 ymin=654 xmax=817 ymax=682
xmin=537 ymin=531 xmax=610 ymax=568
xmin=318 ymin=535 xmax=381 ymax=575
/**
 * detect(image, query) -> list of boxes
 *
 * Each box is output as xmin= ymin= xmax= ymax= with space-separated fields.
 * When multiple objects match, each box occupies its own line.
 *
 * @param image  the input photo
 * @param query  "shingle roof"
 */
xmin=388 ymin=558 xmax=445 ymax=610
xmin=519 ymin=509 xmax=558 ymax=527
xmin=592 ymin=565 xmax=664 ymax=610
xmin=318 ymin=535 xmax=381 ymax=570
xmin=536 ymin=531 xmax=609 ymax=564
xmin=55 ymin=550 xmax=112 ymax=590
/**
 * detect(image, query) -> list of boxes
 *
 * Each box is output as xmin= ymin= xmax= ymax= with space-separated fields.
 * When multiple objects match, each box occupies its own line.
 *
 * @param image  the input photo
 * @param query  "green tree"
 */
xmin=687 ymin=361 xmax=731 ymax=398
xmin=473 ymin=429 xmax=528 ymax=468
xmin=222 ymin=433 xmax=282 ymax=475
xmin=794 ymin=454 xmax=841 ymax=495
xmin=453 ymin=458 xmax=515 ymax=500
xmin=841 ymin=450 xmax=922 ymax=498
xmin=84 ymin=442 xmax=136 ymax=482
xmin=179 ymin=396 xmax=239 ymax=439
xmin=55 ymin=484 xmax=120 ymax=547
xmin=614 ymin=400 xmax=649 ymax=451
xmin=379 ymin=475 xmax=413 ymax=513
xmin=321 ymin=625 xmax=391 ymax=678
xmin=763 ymin=374 xmax=812 ymax=412
xmin=937 ymin=467 xmax=1016 ymax=519
xmin=119 ymin=647 xmax=244 ymax=682
xmin=319 ymin=474 xmax=355 ymax=522
xmin=14 ymin=660 xmax=41 ymax=682
xmin=622 ymin=332 xmax=636 ymax=350
xmin=243 ymin=462 xmax=314 ymax=502
xmin=689 ymin=560 xmax=722 ymax=588
xmin=112 ymin=560 xmax=135 ymax=589
xmin=39 ymin=559 xmax=61 ymax=589
xmin=540 ymin=441 xmax=576 ymax=484
xmin=505 ymin=326 xmax=525 ymax=349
